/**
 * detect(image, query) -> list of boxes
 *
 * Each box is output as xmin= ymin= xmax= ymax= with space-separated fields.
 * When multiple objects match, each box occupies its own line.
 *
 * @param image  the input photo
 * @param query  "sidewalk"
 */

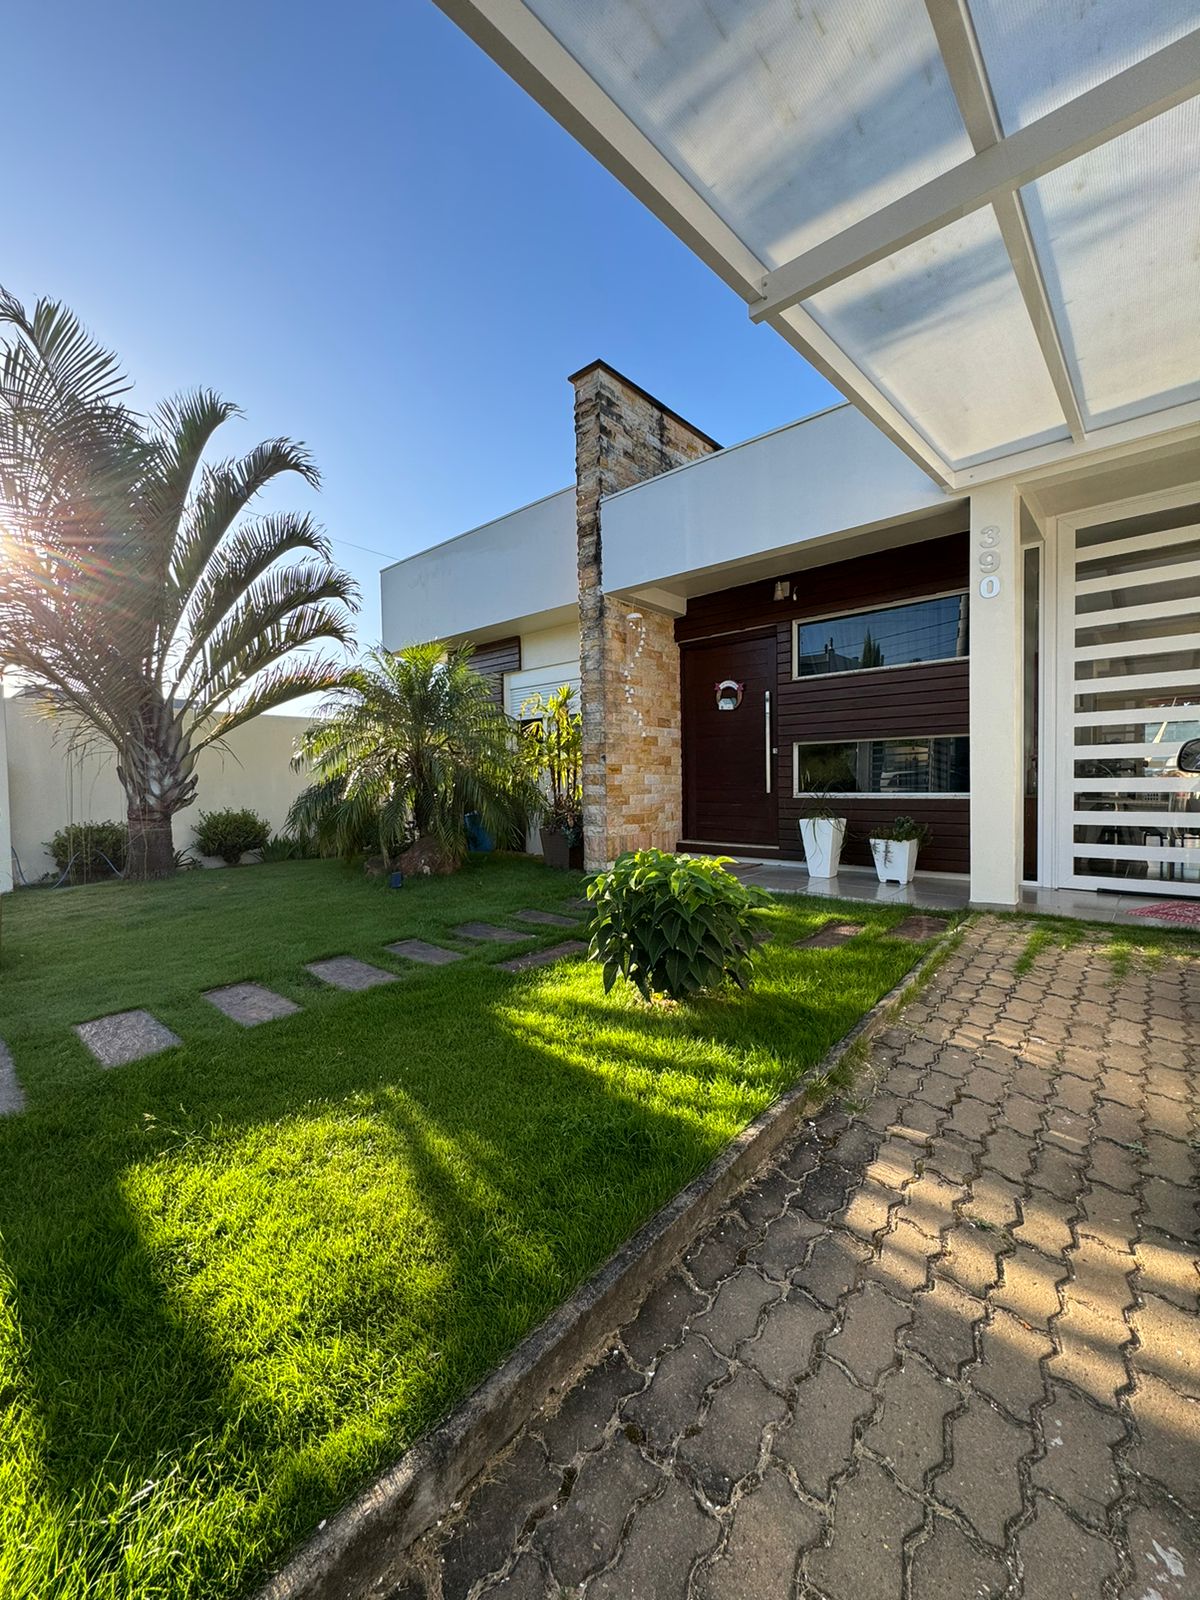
xmin=397 ymin=916 xmax=1200 ymax=1599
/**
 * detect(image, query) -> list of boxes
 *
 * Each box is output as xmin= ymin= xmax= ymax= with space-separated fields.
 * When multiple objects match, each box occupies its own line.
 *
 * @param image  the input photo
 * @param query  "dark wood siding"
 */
xmin=676 ymin=532 xmax=970 ymax=874
xmin=465 ymin=636 xmax=521 ymax=706
xmin=677 ymin=533 xmax=969 ymax=643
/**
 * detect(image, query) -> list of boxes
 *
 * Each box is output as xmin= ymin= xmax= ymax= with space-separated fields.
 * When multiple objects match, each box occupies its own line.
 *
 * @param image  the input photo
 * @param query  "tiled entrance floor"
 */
xmin=729 ymin=859 xmax=1200 ymax=932
xmin=400 ymin=915 xmax=1200 ymax=1600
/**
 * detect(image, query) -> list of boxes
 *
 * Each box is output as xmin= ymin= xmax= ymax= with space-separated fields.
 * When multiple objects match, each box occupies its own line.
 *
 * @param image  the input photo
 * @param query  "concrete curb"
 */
xmin=257 ymin=925 xmax=957 ymax=1600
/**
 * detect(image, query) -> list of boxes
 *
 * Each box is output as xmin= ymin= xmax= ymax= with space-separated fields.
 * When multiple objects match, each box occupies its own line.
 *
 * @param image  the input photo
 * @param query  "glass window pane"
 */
xmin=795 ymin=737 xmax=968 ymax=794
xmin=525 ymin=0 xmax=974 ymax=270
xmin=796 ymin=594 xmax=967 ymax=677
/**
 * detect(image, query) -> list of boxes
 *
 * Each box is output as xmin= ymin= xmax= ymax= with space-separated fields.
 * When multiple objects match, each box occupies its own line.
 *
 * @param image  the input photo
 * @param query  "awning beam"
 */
xmin=923 ymin=0 xmax=1086 ymax=443
xmin=750 ymin=28 xmax=1200 ymax=321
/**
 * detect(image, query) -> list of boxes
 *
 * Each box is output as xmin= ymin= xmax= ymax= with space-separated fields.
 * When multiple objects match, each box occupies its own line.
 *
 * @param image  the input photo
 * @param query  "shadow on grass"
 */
xmin=0 ymin=909 xmax=930 ymax=1600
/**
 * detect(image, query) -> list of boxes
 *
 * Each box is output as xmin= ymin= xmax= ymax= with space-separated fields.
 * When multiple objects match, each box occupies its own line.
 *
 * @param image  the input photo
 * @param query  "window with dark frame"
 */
xmin=794 ymin=736 xmax=970 ymax=796
xmin=793 ymin=593 xmax=969 ymax=678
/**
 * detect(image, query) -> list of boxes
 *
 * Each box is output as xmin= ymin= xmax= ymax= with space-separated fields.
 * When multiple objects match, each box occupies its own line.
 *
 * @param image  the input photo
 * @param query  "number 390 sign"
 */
xmin=978 ymin=524 xmax=1001 ymax=598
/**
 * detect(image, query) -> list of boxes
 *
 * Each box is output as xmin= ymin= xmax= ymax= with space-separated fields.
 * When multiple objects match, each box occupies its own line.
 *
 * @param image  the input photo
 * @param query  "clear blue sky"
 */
xmin=6 ymin=1 xmax=838 ymax=648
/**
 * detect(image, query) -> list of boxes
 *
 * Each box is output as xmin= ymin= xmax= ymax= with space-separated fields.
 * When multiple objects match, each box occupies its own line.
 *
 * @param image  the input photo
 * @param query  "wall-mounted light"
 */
xmin=773 ymin=580 xmax=790 ymax=601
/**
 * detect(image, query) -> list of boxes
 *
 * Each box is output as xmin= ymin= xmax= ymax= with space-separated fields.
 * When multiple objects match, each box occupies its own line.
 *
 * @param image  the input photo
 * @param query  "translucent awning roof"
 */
xmin=436 ymin=0 xmax=1200 ymax=486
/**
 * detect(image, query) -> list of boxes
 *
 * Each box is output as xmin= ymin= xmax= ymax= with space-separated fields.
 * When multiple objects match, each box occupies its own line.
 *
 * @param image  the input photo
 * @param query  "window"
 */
xmin=794 ymin=737 xmax=970 ymax=796
xmin=794 ymin=594 xmax=968 ymax=678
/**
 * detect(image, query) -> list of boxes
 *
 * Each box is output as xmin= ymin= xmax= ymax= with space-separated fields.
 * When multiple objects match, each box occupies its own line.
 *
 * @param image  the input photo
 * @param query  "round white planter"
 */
xmin=799 ymin=817 xmax=847 ymax=879
xmin=870 ymin=837 xmax=919 ymax=885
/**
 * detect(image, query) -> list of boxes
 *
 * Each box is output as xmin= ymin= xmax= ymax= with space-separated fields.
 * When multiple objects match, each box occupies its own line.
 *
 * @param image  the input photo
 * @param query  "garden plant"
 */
xmin=586 ymin=848 xmax=768 ymax=1000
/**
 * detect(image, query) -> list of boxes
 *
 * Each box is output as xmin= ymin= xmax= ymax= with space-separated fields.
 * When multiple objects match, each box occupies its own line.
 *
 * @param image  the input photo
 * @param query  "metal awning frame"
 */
xmin=435 ymin=0 xmax=1200 ymax=492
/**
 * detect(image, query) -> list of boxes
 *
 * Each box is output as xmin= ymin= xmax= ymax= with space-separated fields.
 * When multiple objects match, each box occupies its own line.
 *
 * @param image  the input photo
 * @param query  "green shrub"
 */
xmin=194 ymin=807 xmax=271 ymax=865
xmin=260 ymin=830 xmax=319 ymax=863
xmin=586 ymin=849 xmax=767 ymax=1002
xmin=47 ymin=820 xmax=128 ymax=882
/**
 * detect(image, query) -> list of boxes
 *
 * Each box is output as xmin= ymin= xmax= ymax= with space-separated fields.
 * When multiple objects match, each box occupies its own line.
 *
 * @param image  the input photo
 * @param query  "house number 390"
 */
xmin=978 ymin=524 xmax=1001 ymax=598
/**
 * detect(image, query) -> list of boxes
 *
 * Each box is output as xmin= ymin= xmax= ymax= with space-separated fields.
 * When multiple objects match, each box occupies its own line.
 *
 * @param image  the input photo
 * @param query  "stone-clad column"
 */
xmin=569 ymin=362 xmax=718 ymax=870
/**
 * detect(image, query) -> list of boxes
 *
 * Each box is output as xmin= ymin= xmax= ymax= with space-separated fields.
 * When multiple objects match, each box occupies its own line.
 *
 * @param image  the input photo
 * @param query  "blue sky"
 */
xmin=6 ymin=1 xmax=837 ymax=648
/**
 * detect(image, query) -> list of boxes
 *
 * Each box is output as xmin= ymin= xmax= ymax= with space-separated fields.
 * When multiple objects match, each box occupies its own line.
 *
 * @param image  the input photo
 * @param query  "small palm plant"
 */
xmin=520 ymin=684 xmax=582 ymax=840
xmin=289 ymin=643 xmax=535 ymax=868
xmin=0 ymin=290 xmax=358 ymax=878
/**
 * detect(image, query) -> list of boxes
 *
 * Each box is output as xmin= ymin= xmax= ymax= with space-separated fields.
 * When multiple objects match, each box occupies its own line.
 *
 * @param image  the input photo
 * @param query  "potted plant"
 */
xmin=520 ymin=685 xmax=583 ymax=870
xmin=797 ymin=779 xmax=847 ymax=879
xmin=868 ymin=815 xmax=931 ymax=885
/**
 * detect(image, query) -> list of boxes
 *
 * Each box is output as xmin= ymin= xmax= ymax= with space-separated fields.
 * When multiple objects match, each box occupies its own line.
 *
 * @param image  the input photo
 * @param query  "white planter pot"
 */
xmin=799 ymin=817 xmax=847 ymax=879
xmin=870 ymin=837 xmax=919 ymax=885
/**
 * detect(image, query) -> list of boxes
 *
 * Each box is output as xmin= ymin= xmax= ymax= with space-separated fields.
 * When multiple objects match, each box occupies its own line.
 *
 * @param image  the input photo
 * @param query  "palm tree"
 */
xmin=289 ymin=643 xmax=534 ymax=867
xmin=0 ymin=290 xmax=358 ymax=878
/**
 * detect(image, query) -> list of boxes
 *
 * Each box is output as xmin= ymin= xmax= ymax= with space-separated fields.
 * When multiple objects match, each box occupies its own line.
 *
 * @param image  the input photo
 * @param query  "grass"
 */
xmin=1011 ymin=911 xmax=1195 ymax=980
xmin=0 ymin=855 xmax=944 ymax=1600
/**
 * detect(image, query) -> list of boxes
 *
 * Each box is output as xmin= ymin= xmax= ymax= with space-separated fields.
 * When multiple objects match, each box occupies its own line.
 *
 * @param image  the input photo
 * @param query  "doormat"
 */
xmin=1124 ymin=901 xmax=1200 ymax=926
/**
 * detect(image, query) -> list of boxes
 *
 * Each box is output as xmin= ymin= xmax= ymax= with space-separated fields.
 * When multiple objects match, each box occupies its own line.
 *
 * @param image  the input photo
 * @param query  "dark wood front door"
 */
xmin=681 ymin=632 xmax=778 ymax=848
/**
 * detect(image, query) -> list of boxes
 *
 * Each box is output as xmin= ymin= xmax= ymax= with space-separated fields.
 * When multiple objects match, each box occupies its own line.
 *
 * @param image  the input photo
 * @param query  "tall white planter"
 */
xmin=799 ymin=817 xmax=846 ymax=879
xmin=870 ymin=837 xmax=919 ymax=885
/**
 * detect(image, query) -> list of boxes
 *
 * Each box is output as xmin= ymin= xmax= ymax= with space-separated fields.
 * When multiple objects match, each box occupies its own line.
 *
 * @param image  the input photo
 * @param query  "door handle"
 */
xmin=765 ymin=689 xmax=772 ymax=794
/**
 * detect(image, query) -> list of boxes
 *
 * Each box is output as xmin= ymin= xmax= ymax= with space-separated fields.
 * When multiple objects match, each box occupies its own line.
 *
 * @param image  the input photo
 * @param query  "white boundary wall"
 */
xmin=0 ymin=695 xmax=313 ymax=890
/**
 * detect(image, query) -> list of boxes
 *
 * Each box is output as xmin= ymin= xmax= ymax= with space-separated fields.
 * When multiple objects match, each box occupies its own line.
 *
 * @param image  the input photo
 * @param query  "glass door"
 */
xmin=1059 ymin=499 xmax=1200 ymax=895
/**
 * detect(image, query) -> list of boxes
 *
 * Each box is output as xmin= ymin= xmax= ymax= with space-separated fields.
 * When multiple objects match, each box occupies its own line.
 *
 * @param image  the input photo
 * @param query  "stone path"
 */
xmin=0 ymin=1039 xmax=25 ymax=1115
xmin=204 ymin=982 xmax=300 ymax=1025
xmin=388 ymin=939 xmax=467 ymax=966
xmin=306 ymin=956 xmax=401 ymax=991
xmin=396 ymin=915 xmax=1200 ymax=1600
xmin=453 ymin=922 xmax=529 ymax=943
xmin=74 ymin=1008 xmax=182 ymax=1067
xmin=513 ymin=910 xmax=582 ymax=928
xmin=497 ymin=940 xmax=589 ymax=974
xmin=4 ymin=904 xmax=589 ymax=1103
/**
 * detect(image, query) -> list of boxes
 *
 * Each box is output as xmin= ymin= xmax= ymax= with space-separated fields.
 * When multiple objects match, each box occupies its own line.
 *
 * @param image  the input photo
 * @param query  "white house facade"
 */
xmin=382 ymin=3 xmax=1200 ymax=909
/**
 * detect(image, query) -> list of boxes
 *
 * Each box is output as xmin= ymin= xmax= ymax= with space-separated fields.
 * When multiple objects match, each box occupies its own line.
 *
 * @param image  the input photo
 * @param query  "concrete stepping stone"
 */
xmin=565 ymin=896 xmax=590 ymax=912
xmin=204 ymin=982 xmax=300 ymax=1026
xmin=75 ymin=1009 xmax=182 ymax=1068
xmin=795 ymin=922 xmax=864 ymax=949
xmin=512 ymin=908 xmax=580 ymax=928
xmin=305 ymin=956 xmax=400 ymax=991
xmin=451 ymin=922 xmax=526 ymax=943
xmin=386 ymin=939 xmax=465 ymax=966
xmin=0 ymin=1040 xmax=25 ymax=1115
xmin=890 ymin=915 xmax=949 ymax=942
xmin=496 ymin=940 xmax=588 ymax=974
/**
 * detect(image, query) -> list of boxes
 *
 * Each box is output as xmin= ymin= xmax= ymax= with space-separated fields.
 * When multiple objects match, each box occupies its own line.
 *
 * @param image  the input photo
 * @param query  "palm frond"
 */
xmin=167 ymin=437 xmax=320 ymax=606
xmin=193 ymin=654 xmax=351 ymax=749
xmin=173 ymin=512 xmax=336 ymax=682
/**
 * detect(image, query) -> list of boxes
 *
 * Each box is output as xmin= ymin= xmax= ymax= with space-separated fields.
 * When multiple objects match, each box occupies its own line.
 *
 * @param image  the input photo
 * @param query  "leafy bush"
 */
xmin=867 ymin=814 xmax=931 ymax=845
xmin=259 ymin=830 xmax=318 ymax=863
xmin=586 ymin=849 xmax=767 ymax=1002
xmin=47 ymin=820 xmax=128 ymax=882
xmin=194 ymin=807 xmax=271 ymax=865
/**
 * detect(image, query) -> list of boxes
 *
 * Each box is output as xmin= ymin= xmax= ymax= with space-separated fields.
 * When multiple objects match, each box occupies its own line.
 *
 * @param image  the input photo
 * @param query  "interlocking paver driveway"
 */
xmin=399 ymin=917 xmax=1199 ymax=1599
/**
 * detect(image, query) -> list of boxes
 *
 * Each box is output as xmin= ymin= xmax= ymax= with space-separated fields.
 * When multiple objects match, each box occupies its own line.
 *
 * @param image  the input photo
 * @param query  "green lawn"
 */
xmin=0 ymin=855 xmax=943 ymax=1600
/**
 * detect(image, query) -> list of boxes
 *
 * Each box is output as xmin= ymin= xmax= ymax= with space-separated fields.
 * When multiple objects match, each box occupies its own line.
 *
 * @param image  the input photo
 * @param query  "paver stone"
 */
xmin=75 ymin=1009 xmax=181 ymax=1067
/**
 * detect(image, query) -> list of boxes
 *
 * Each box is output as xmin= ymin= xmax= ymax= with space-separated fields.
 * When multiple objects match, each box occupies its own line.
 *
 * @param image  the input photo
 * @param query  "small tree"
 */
xmin=289 ymin=643 xmax=536 ymax=867
xmin=0 ymin=290 xmax=358 ymax=878
xmin=520 ymin=684 xmax=582 ymax=839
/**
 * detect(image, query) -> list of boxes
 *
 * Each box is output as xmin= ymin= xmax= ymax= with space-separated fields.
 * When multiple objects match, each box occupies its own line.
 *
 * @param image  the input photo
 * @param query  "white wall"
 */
xmin=1 ymin=696 xmax=313 ymax=888
xmin=519 ymin=620 xmax=580 ymax=670
xmin=381 ymin=488 xmax=578 ymax=650
xmin=599 ymin=405 xmax=952 ymax=596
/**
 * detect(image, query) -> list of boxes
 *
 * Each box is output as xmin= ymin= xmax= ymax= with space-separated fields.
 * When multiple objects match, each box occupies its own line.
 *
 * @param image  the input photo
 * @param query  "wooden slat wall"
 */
xmin=676 ymin=532 xmax=971 ymax=873
xmin=466 ymin=637 xmax=521 ymax=706
xmin=677 ymin=533 xmax=969 ymax=644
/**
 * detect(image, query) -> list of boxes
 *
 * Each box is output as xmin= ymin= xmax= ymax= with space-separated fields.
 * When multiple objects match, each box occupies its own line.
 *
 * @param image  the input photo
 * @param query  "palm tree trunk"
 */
xmin=125 ymin=804 xmax=176 ymax=879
